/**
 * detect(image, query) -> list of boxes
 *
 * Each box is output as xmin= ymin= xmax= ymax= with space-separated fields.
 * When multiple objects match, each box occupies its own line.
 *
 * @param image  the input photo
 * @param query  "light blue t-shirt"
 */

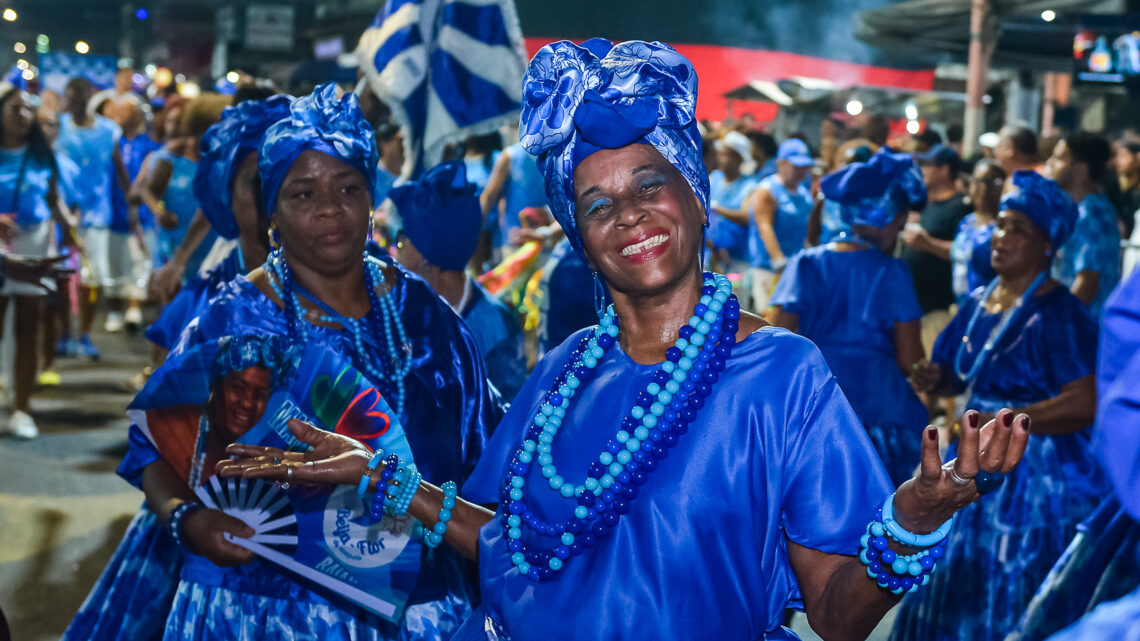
xmin=54 ymin=113 xmax=121 ymax=229
xmin=498 ymin=143 xmax=546 ymax=246
xmin=1052 ymin=192 xmax=1122 ymax=318
xmin=706 ymin=169 xmax=756 ymax=263
xmin=0 ymin=147 xmax=56 ymax=227
xmin=748 ymin=174 xmax=812 ymax=269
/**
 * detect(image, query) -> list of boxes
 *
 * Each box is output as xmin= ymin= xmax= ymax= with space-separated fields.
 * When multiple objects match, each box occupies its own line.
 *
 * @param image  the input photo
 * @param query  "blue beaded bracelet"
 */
xmin=858 ymin=515 xmax=946 ymax=594
xmin=389 ymin=468 xmax=422 ymax=516
xmin=880 ymin=492 xmax=953 ymax=548
xmin=425 ymin=481 xmax=457 ymax=549
xmin=369 ymin=455 xmax=401 ymax=522
xmin=358 ymin=449 xmax=387 ymax=498
xmin=168 ymin=501 xmax=205 ymax=549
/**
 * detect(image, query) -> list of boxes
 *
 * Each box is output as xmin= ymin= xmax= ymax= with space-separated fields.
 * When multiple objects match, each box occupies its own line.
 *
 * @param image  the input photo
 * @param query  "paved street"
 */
xmin=0 ymin=325 xmax=149 ymax=641
xmin=0 ymin=321 xmax=896 ymax=641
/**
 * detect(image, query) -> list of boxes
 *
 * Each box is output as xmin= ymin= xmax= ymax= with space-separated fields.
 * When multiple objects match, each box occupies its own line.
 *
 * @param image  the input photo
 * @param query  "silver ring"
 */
xmin=286 ymin=466 xmax=295 ymax=482
xmin=943 ymin=460 xmax=973 ymax=486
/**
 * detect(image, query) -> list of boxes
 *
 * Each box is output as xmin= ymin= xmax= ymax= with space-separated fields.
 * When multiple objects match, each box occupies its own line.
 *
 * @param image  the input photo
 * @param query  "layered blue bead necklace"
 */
xmin=265 ymin=249 xmax=412 ymax=415
xmin=501 ymin=272 xmax=741 ymax=581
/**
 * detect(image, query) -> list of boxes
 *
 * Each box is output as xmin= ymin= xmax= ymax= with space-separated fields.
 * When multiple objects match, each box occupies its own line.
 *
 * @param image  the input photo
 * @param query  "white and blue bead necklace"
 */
xmin=502 ymin=272 xmax=741 ymax=581
xmin=265 ymin=249 xmax=413 ymax=415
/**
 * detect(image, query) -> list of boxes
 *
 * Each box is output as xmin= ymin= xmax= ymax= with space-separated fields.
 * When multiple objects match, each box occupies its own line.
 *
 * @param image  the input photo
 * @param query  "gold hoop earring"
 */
xmin=268 ymin=224 xmax=280 ymax=251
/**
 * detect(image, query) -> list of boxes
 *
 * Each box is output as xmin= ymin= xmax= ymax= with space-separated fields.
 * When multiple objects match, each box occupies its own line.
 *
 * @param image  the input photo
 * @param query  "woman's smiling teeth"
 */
xmin=621 ymin=234 xmax=669 ymax=257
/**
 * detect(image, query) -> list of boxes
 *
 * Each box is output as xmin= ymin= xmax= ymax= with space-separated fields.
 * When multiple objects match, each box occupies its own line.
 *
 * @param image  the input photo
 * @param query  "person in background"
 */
xmin=746 ymin=130 xmax=778 ymax=181
xmin=479 ymin=138 xmax=548 ymax=265
xmin=1047 ymin=131 xmax=1122 ymax=318
xmin=705 ymin=131 xmax=756 ymax=280
xmin=946 ymin=123 xmax=965 ymax=157
xmin=373 ymin=121 xmax=404 ymax=206
xmin=950 ymin=160 xmax=1005 ymax=305
xmin=110 ymin=100 xmax=161 ymax=332
xmin=901 ymin=144 xmax=970 ymax=353
xmin=897 ymin=172 xmax=1104 ymax=641
xmin=744 ymin=138 xmax=814 ymax=313
xmin=700 ymin=134 xmax=718 ymax=176
xmin=769 ymin=152 xmax=930 ymax=485
xmin=1113 ymin=140 xmax=1139 ymax=238
xmin=462 ymin=131 xmax=502 ymax=196
xmin=393 ymin=160 xmax=526 ymax=401
xmin=912 ymin=128 xmax=943 ymax=154
xmin=996 ymin=125 xmax=1039 ymax=175
xmin=53 ymin=76 xmax=130 ymax=360
xmin=0 ymin=84 xmax=77 ymax=438
xmin=818 ymin=117 xmax=844 ymax=171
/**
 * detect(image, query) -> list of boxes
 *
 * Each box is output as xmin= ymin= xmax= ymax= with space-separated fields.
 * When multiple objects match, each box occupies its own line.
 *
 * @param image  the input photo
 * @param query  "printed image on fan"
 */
xmin=129 ymin=336 xmax=422 ymax=622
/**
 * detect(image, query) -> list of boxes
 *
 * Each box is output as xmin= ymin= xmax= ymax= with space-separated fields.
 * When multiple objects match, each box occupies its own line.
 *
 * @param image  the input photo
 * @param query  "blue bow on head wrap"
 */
xmin=258 ymin=83 xmax=379 ymax=217
xmin=519 ymin=39 xmax=709 ymax=258
xmin=1000 ymin=170 xmax=1077 ymax=249
xmin=195 ymin=95 xmax=295 ymax=239
xmin=820 ymin=152 xmax=927 ymax=228
xmin=390 ymin=160 xmax=481 ymax=271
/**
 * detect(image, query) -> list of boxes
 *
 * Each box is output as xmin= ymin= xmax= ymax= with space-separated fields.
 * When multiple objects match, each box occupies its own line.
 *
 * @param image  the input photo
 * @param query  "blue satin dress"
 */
xmin=144 ymin=248 xmax=244 ymax=350
xmin=454 ymin=327 xmax=894 ymax=641
xmin=770 ymin=246 xmax=928 ymax=485
xmin=116 ymin=257 xmax=504 ymax=640
xmin=949 ymin=213 xmax=996 ymax=305
xmin=1018 ymin=272 xmax=1140 ymax=641
xmin=891 ymin=285 xmax=1107 ymax=641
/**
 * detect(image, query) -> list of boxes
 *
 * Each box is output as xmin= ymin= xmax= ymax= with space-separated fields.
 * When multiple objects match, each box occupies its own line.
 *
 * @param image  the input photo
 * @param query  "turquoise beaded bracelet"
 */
xmin=425 ymin=481 xmax=458 ymax=549
xmin=357 ymin=449 xmax=387 ymax=498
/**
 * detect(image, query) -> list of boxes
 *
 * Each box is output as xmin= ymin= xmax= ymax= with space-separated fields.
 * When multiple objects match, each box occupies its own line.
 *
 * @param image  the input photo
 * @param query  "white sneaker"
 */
xmin=4 ymin=411 xmax=38 ymax=439
xmin=104 ymin=311 xmax=125 ymax=333
xmin=124 ymin=306 xmax=143 ymax=330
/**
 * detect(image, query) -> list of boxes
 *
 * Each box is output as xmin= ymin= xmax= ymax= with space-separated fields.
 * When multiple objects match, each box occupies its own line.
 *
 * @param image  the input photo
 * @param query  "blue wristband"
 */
xmin=424 ymin=481 xmax=457 ymax=549
xmin=357 ymin=449 xmax=387 ymax=498
xmin=880 ymin=492 xmax=953 ymax=548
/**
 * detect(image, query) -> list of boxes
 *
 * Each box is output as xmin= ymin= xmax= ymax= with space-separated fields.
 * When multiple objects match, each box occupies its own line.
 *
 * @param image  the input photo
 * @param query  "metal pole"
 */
xmin=963 ymin=0 xmax=993 ymax=159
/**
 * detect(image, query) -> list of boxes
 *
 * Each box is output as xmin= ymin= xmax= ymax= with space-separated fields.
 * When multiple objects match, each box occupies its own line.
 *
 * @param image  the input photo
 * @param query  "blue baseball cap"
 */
xmin=777 ymin=139 xmax=814 ymax=167
xmin=915 ymin=144 xmax=961 ymax=174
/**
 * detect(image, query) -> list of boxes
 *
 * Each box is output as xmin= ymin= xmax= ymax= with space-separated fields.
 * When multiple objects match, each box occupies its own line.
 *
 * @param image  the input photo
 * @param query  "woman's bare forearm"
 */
xmin=407 ymin=482 xmax=494 ymax=561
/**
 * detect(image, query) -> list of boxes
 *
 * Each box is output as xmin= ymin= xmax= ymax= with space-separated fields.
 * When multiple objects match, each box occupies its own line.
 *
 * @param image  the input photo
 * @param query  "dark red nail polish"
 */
xmin=1001 ymin=412 xmax=1013 ymax=427
xmin=967 ymin=412 xmax=979 ymax=429
xmin=927 ymin=428 xmax=938 ymax=441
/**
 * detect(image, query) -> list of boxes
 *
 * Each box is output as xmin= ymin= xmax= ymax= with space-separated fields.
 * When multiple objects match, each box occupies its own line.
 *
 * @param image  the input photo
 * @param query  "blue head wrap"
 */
xmin=258 ymin=83 xmax=379 ymax=217
xmin=999 ymin=170 xmax=1078 ymax=249
xmin=212 ymin=334 xmax=302 ymax=385
xmin=390 ymin=160 xmax=481 ymax=271
xmin=820 ymin=151 xmax=927 ymax=228
xmin=519 ymin=39 xmax=709 ymax=258
xmin=195 ymin=95 xmax=295 ymax=239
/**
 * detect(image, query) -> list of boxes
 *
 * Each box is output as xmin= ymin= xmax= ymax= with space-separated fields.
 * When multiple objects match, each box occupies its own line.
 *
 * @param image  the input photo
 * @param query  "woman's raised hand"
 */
xmin=892 ymin=409 xmax=1030 ymax=533
xmin=216 ymin=419 xmax=373 ymax=488
xmin=909 ymin=359 xmax=942 ymax=393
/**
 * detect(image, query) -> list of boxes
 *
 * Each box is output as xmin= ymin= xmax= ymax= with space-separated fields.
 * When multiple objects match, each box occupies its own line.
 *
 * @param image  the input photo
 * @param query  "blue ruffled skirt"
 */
xmin=890 ymin=430 xmax=1107 ymax=641
xmin=1045 ymin=586 xmax=1140 ymax=640
xmin=62 ymin=506 xmax=181 ymax=641
xmin=163 ymin=551 xmax=474 ymax=641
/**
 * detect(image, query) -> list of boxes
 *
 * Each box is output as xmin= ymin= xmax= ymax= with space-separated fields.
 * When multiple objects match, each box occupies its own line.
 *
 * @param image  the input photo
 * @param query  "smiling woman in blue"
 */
xmin=219 ymin=40 xmax=1031 ymax=641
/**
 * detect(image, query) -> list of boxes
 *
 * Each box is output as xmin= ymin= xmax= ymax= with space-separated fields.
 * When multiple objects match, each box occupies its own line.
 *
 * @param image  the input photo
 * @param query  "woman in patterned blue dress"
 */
xmin=770 ymin=152 xmax=929 ymax=485
xmin=63 ymin=96 xmax=295 ymax=641
xmin=950 ymin=160 xmax=1003 ymax=305
xmin=894 ymin=171 xmax=1108 ymax=641
xmin=220 ymin=40 xmax=1032 ymax=641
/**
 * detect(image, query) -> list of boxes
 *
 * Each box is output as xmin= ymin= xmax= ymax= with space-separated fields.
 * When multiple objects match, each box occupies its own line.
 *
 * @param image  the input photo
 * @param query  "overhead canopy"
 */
xmin=856 ymin=0 xmax=1137 ymax=70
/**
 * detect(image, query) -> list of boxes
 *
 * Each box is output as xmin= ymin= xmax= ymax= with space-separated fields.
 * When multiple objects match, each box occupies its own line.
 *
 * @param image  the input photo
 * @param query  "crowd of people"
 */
xmin=0 ymin=35 xmax=1136 ymax=641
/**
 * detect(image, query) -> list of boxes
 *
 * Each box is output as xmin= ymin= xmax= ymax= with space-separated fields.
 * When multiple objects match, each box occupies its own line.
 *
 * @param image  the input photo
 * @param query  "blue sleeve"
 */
xmin=1043 ymin=298 xmax=1098 ymax=390
xmin=117 ymin=423 xmax=161 ymax=489
xmin=484 ymin=329 xmax=527 ymax=403
xmin=769 ymin=251 xmax=810 ymax=313
xmin=780 ymin=338 xmax=895 ymax=553
xmin=886 ymin=260 xmax=923 ymax=324
xmin=1094 ymin=352 xmax=1140 ymax=519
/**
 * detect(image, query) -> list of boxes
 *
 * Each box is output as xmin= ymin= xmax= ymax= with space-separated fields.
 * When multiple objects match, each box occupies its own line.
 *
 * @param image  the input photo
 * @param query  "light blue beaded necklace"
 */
xmin=265 ymin=249 xmax=413 ymax=415
xmin=503 ymin=272 xmax=741 ymax=580
xmin=954 ymin=271 xmax=1047 ymax=385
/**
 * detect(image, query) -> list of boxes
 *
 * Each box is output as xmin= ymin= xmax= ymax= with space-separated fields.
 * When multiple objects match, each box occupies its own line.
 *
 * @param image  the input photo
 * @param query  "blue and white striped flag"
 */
xmin=356 ymin=0 xmax=527 ymax=176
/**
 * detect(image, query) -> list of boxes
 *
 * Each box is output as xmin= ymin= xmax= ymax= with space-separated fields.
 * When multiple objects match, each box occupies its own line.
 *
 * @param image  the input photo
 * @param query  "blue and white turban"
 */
xmin=195 ymin=95 xmax=294 ymax=239
xmin=820 ymin=151 xmax=927 ymax=229
xmin=519 ymin=39 xmax=709 ymax=258
xmin=259 ymin=83 xmax=379 ymax=217
xmin=1000 ymin=170 xmax=1078 ymax=250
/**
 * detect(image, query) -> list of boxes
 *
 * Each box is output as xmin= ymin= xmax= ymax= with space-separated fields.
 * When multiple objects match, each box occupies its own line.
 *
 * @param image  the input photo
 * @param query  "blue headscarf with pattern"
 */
xmin=821 ymin=151 xmax=927 ymax=228
xmin=195 ymin=95 xmax=294 ymax=239
xmin=258 ymin=83 xmax=379 ymax=217
xmin=519 ymin=39 xmax=709 ymax=258
xmin=1000 ymin=170 xmax=1078 ymax=249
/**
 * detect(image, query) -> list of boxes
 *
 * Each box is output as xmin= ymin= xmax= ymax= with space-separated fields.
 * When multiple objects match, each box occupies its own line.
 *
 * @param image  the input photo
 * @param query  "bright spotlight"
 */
xmin=226 ymin=71 xmax=240 ymax=83
xmin=1041 ymin=10 xmax=1056 ymax=22
xmin=904 ymin=104 xmax=918 ymax=121
xmin=13 ymin=42 xmax=24 ymax=54
xmin=15 ymin=58 xmax=27 ymax=70
xmin=144 ymin=64 xmax=157 ymax=78
xmin=21 ymin=68 xmax=33 ymax=81
xmin=906 ymin=120 xmax=921 ymax=135
xmin=75 ymin=41 xmax=90 ymax=54
xmin=2 ymin=9 xmax=17 ymax=21
xmin=845 ymin=99 xmax=864 ymax=116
